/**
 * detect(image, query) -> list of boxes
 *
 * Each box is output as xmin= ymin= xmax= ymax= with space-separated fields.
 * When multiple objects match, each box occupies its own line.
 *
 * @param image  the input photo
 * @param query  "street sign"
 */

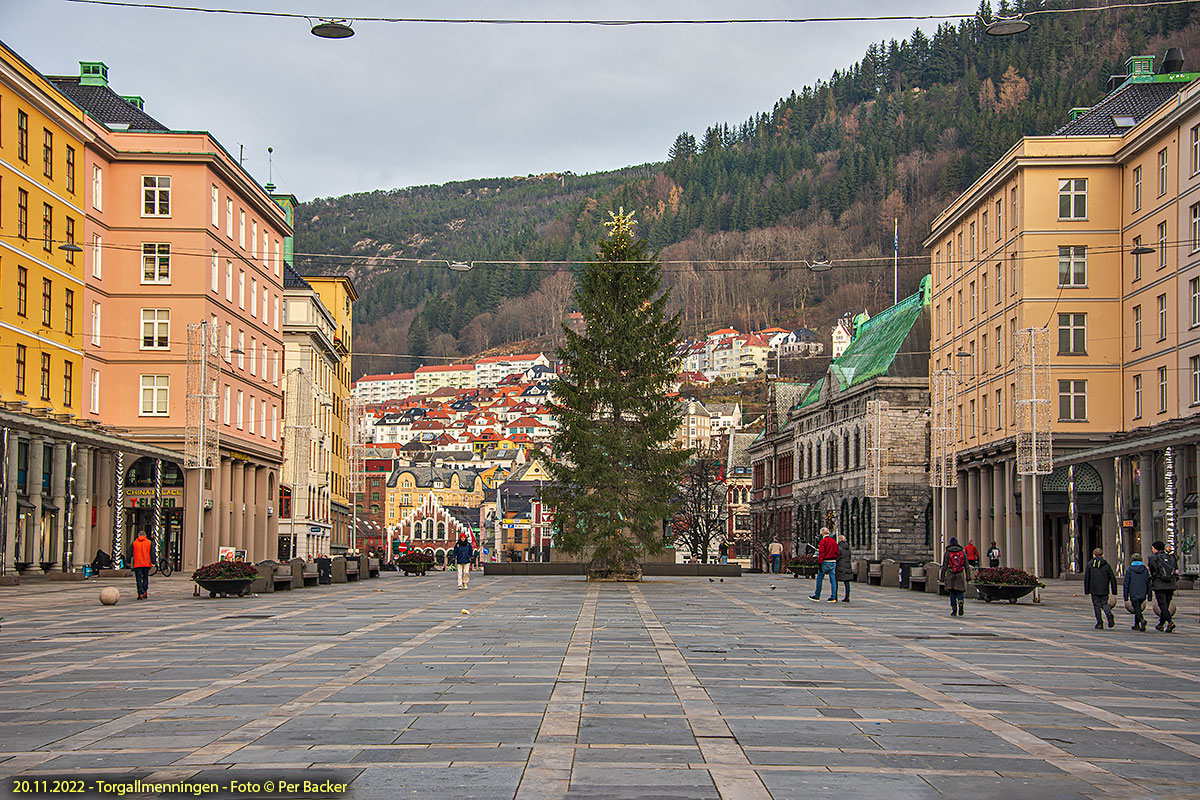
xmin=483 ymin=548 xmax=489 ymax=555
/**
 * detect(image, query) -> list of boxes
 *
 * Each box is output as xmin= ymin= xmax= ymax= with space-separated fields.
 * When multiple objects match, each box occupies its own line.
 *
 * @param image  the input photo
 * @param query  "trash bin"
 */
xmin=316 ymin=555 xmax=332 ymax=585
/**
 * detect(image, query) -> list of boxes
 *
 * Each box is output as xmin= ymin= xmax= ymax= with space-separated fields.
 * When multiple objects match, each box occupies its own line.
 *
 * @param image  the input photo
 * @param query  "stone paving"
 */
xmin=0 ymin=572 xmax=1198 ymax=799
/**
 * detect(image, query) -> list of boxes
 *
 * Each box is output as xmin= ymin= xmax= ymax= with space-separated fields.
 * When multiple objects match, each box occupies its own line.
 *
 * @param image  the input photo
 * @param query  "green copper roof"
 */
xmin=797 ymin=276 xmax=930 ymax=409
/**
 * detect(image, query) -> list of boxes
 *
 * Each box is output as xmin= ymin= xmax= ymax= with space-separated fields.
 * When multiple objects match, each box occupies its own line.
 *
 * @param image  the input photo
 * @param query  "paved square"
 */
xmin=1 ymin=573 xmax=1198 ymax=798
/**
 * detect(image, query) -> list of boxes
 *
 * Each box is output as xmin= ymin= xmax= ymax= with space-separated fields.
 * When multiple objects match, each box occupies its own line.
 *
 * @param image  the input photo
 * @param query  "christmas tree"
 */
xmin=543 ymin=208 xmax=688 ymax=580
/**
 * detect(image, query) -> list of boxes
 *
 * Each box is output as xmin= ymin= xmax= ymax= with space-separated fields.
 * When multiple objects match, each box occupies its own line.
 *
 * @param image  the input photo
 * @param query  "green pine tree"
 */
xmin=542 ymin=208 xmax=688 ymax=581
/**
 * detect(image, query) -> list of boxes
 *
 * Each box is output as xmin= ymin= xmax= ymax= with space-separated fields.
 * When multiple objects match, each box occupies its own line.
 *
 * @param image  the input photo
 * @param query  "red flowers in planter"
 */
xmin=973 ymin=566 xmax=1043 ymax=587
xmin=192 ymin=561 xmax=259 ymax=582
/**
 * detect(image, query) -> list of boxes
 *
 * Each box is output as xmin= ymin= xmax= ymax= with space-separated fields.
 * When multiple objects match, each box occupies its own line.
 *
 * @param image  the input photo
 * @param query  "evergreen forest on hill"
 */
xmin=294 ymin=1 xmax=1200 ymax=378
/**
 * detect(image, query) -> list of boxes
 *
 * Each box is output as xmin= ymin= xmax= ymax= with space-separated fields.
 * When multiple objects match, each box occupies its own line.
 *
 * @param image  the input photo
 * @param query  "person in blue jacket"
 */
xmin=1123 ymin=553 xmax=1152 ymax=632
xmin=453 ymin=533 xmax=475 ymax=590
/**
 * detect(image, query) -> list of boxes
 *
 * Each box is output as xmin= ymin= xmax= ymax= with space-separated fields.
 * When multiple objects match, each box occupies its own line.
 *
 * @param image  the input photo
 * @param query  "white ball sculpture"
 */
xmin=99 ymin=587 xmax=120 ymax=606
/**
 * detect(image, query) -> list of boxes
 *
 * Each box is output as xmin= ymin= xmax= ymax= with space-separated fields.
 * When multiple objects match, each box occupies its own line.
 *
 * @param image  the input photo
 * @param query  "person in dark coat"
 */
xmin=452 ymin=534 xmax=475 ymax=590
xmin=1083 ymin=548 xmax=1117 ymax=629
xmin=1148 ymin=540 xmax=1178 ymax=632
xmin=939 ymin=537 xmax=970 ymax=616
xmin=1123 ymin=552 xmax=1152 ymax=632
xmin=835 ymin=533 xmax=854 ymax=603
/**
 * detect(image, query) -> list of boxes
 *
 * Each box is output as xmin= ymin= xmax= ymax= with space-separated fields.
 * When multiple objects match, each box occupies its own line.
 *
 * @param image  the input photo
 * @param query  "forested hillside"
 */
xmin=294 ymin=1 xmax=1200 ymax=378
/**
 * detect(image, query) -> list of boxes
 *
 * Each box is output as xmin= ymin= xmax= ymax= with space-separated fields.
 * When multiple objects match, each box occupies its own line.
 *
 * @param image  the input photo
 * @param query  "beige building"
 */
xmin=673 ymin=399 xmax=712 ymax=452
xmin=414 ymin=364 xmax=476 ymax=394
xmin=927 ymin=53 xmax=1200 ymax=577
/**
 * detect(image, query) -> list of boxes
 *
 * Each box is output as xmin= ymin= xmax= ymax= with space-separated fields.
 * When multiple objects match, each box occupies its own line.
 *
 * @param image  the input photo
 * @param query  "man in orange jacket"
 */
xmin=131 ymin=532 xmax=153 ymax=599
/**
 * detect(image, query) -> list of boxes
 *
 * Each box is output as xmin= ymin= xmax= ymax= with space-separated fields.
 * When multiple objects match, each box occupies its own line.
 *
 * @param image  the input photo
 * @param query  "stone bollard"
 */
xmin=99 ymin=587 xmax=120 ymax=605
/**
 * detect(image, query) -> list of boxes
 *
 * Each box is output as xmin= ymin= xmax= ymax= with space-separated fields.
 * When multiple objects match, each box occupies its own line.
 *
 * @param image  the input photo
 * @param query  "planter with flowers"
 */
xmin=192 ymin=561 xmax=259 ymax=597
xmin=787 ymin=555 xmax=820 ymax=579
xmin=972 ymin=567 xmax=1044 ymax=604
xmin=397 ymin=551 xmax=435 ymax=576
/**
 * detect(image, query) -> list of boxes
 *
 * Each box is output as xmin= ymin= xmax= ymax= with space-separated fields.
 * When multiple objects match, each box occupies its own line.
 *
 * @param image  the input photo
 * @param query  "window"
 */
xmin=64 ymin=289 xmax=73 ymax=335
xmin=1192 ymin=355 xmax=1200 ymax=405
xmin=239 ymin=209 xmax=245 ymax=249
xmin=957 ymin=289 xmax=962 ymax=326
xmin=91 ymin=165 xmax=102 ymax=210
xmin=238 ymin=330 xmax=245 ymax=369
xmin=142 ymin=243 xmax=170 ymax=283
xmin=249 ymin=336 xmax=257 ymax=375
xmin=42 ymin=128 xmax=52 ymax=178
xmin=1158 ymin=222 xmax=1168 ymax=269
xmin=140 ymin=375 xmax=169 ymax=416
xmin=1009 ymin=252 xmax=1017 ymax=294
xmin=91 ymin=302 xmax=100 ymax=347
xmin=1058 ymin=313 xmax=1086 ymax=355
xmin=970 ymin=222 xmax=976 ymax=259
xmin=64 ymin=217 xmax=75 ymax=264
xmin=65 ymin=146 xmax=75 ymax=193
xmin=87 ymin=233 xmax=100 ymax=280
xmin=211 ymin=251 xmax=219 ymax=292
xmin=981 ymin=333 xmax=988 ymax=371
xmin=251 ymin=220 xmax=257 ymax=258
xmin=1058 ymin=379 xmax=1087 ymax=421
xmin=90 ymin=369 xmax=100 ymax=414
xmin=1058 ymin=246 xmax=1086 ymax=286
xmin=1193 ymin=125 xmax=1200 ymax=175
xmin=42 ymin=203 xmax=52 ymax=252
xmin=226 ymin=261 xmax=233 ymax=301
xmin=142 ymin=176 xmax=171 ymax=216
xmin=225 ymin=197 xmax=233 ymax=238
xmin=1158 ymin=148 xmax=1168 ymax=196
xmin=274 ymin=241 xmax=280 ymax=276
xmin=238 ymin=270 xmax=245 ymax=308
xmin=982 ymin=271 xmax=988 ymax=308
xmin=15 ymin=344 xmax=25 ymax=395
xmin=1192 ymin=205 xmax=1200 ymax=254
xmin=211 ymin=185 xmax=219 ymax=226
xmin=981 ymin=393 xmax=988 ymax=433
xmin=995 ymin=325 xmax=1002 ymax=367
xmin=995 ymin=388 xmax=1002 ymax=430
xmin=63 ymin=360 xmax=72 ymax=407
xmin=1133 ymin=235 xmax=1143 ymax=280
xmin=248 ymin=396 xmax=255 ymax=434
xmin=1133 ymin=305 xmax=1142 ymax=349
xmin=251 ymin=277 xmax=257 ymax=317
xmin=1191 ymin=276 xmax=1199 ymax=326
xmin=946 ymin=241 xmax=953 ymax=279
xmin=996 ymin=198 xmax=1003 ymax=236
xmin=39 ymin=353 xmax=50 ymax=401
xmin=141 ymin=309 xmax=170 ymax=349
xmin=1159 ymin=366 xmax=1169 ymax=413
xmin=41 ymin=278 xmax=51 ymax=327
xmin=1158 ymin=294 xmax=1168 ymax=341
xmin=264 ymin=288 xmax=270 ymax=327
xmin=1134 ymin=374 xmax=1143 ymax=418
xmin=16 ymin=110 xmax=28 ymax=161
xmin=969 ymin=399 xmax=976 ymax=439
xmin=982 ymin=212 xmax=988 ymax=249
xmin=1059 ymin=178 xmax=1086 ymax=219
xmin=224 ymin=385 xmax=231 ymax=425
xmin=224 ymin=322 xmax=231 ymax=361
xmin=1133 ymin=165 xmax=1142 ymax=211
xmin=236 ymin=389 xmax=244 ymax=429
xmin=994 ymin=265 xmax=1001 ymax=305
xmin=1010 ymin=185 xmax=1018 ymax=228
xmin=16 ymin=188 xmax=27 ymax=239
xmin=969 ymin=281 xmax=976 ymax=319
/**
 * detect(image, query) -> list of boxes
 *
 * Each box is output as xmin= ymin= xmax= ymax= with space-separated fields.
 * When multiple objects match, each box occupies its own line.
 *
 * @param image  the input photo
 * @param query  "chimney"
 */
xmin=78 ymin=61 xmax=108 ymax=87
xmin=1125 ymin=54 xmax=1156 ymax=79
xmin=1161 ymin=47 xmax=1185 ymax=74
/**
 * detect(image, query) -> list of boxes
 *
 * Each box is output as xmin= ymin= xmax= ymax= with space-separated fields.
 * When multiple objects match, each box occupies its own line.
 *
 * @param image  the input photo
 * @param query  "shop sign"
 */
xmin=126 ymin=487 xmax=182 ymax=508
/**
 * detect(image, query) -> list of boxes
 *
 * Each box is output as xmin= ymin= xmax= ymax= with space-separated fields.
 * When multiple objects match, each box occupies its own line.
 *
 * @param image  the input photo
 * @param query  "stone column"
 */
xmin=254 ymin=467 xmax=269 ymax=562
xmin=244 ymin=465 xmax=258 ymax=561
xmin=1139 ymin=451 xmax=1156 ymax=555
xmin=1005 ymin=459 xmax=1019 ymax=569
xmin=27 ymin=437 xmax=44 ymax=566
xmin=230 ymin=461 xmax=245 ymax=555
xmin=979 ymin=465 xmax=992 ymax=555
xmin=2 ymin=430 xmax=16 ymax=575
xmin=956 ymin=470 xmax=968 ymax=544
xmin=48 ymin=442 xmax=67 ymax=571
xmin=216 ymin=458 xmax=231 ymax=562
xmin=991 ymin=463 xmax=1004 ymax=559
xmin=94 ymin=450 xmax=113 ymax=564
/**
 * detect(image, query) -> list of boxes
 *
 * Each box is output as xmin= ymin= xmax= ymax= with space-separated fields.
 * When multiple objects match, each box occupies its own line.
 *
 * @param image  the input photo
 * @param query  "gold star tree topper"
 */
xmin=604 ymin=206 xmax=637 ymax=238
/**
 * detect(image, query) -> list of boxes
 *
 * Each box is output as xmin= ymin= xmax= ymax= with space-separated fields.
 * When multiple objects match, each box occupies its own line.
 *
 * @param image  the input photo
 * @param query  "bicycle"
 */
xmin=149 ymin=557 xmax=173 ymax=578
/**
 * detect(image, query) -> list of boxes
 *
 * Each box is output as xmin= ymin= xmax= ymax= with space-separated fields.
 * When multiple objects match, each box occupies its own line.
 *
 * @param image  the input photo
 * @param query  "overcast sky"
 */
xmin=4 ymin=1 xmax=973 ymax=201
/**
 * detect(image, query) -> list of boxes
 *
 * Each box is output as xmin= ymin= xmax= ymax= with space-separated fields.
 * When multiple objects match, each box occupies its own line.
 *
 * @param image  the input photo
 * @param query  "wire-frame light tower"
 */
xmin=347 ymin=395 xmax=366 ymax=552
xmin=1015 ymin=327 xmax=1052 ymax=599
xmin=283 ymin=368 xmax=313 ymax=560
xmin=930 ymin=368 xmax=959 ymax=558
xmin=863 ymin=399 xmax=890 ymax=560
xmin=185 ymin=322 xmax=220 ymax=576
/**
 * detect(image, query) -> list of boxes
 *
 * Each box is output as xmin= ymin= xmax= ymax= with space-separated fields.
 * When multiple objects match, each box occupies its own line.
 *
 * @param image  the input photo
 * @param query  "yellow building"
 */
xmin=305 ymin=275 xmax=357 ymax=553
xmin=385 ymin=465 xmax=484 ymax=530
xmin=413 ymin=364 xmax=476 ymax=394
xmin=927 ymin=52 xmax=1200 ymax=578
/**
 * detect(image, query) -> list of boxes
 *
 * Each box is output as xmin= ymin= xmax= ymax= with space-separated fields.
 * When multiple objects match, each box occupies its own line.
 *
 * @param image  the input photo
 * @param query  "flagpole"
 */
xmin=893 ymin=217 xmax=899 ymax=305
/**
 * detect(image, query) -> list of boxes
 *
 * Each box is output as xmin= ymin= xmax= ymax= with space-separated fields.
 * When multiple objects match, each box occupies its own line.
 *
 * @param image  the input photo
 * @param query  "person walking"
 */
xmin=1148 ymin=540 xmax=1178 ymax=632
xmin=131 ymin=531 xmax=153 ymax=600
xmin=940 ymin=537 xmax=970 ymax=616
xmin=986 ymin=542 xmax=1001 ymax=568
xmin=964 ymin=540 xmax=980 ymax=568
xmin=719 ymin=539 xmax=728 ymax=566
xmin=1123 ymin=552 xmax=1152 ymax=632
xmin=810 ymin=528 xmax=840 ymax=602
xmin=1083 ymin=548 xmax=1117 ymax=629
xmin=835 ymin=533 xmax=853 ymax=603
xmin=453 ymin=533 xmax=475 ymax=590
xmin=768 ymin=539 xmax=783 ymax=574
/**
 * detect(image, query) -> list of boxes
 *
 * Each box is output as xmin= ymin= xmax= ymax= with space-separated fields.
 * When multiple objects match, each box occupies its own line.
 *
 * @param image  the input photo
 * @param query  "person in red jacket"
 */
xmin=964 ymin=540 xmax=980 ymax=568
xmin=131 ymin=532 xmax=153 ymax=600
xmin=810 ymin=528 xmax=841 ymax=602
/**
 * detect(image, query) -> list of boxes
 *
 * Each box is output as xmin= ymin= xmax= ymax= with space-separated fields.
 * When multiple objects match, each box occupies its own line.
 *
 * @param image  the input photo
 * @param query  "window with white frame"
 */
xmin=1057 ymin=313 xmax=1086 ymax=355
xmin=236 ymin=389 xmax=243 ymax=429
xmin=224 ymin=322 xmax=232 ymax=362
xmin=1193 ymin=124 xmax=1200 ymax=175
xmin=1133 ymin=165 xmax=1142 ymax=211
xmin=1010 ymin=185 xmax=1018 ymax=227
xmin=91 ymin=302 xmax=100 ymax=347
xmin=250 ymin=277 xmax=257 ymax=317
xmin=274 ymin=241 xmax=281 ymax=276
xmin=1058 ymin=379 xmax=1087 ymax=421
xmin=224 ymin=385 xmax=231 ymax=425
xmin=225 ymin=197 xmax=233 ymax=238
xmin=92 ymin=165 xmax=103 ymax=211
xmin=262 ymin=232 xmax=268 ymax=267
xmin=1134 ymin=374 xmax=1142 ymax=418
xmin=1058 ymin=178 xmax=1086 ymax=219
xmin=272 ymin=404 xmax=277 ymax=440
xmin=1192 ymin=204 xmax=1200 ymax=253
xmin=969 ymin=280 xmax=976 ymax=319
xmin=139 ymin=374 xmax=169 ymax=416
xmin=91 ymin=233 xmax=102 ymax=279
xmin=994 ymin=262 xmax=1001 ymax=302
xmin=1191 ymin=355 xmax=1200 ymax=405
xmin=1158 ymin=221 xmax=1168 ymax=269
xmin=251 ymin=220 xmax=258 ymax=258
xmin=141 ymin=243 xmax=170 ymax=283
xmin=1158 ymin=148 xmax=1168 ymax=196
xmin=90 ymin=369 xmax=100 ymax=414
xmin=238 ymin=331 xmax=245 ymax=369
xmin=982 ymin=212 xmax=988 ymax=249
xmin=1133 ymin=304 xmax=1142 ymax=349
xmin=1057 ymin=246 xmax=1086 ymax=287
xmin=239 ymin=270 xmax=245 ymax=309
xmin=262 ymin=288 xmax=269 ymax=326
xmin=1159 ymin=366 xmax=1168 ymax=413
xmin=142 ymin=176 xmax=170 ymax=216
xmin=140 ymin=309 xmax=170 ymax=349
xmin=995 ymin=388 xmax=1002 ymax=430
xmin=1133 ymin=235 xmax=1143 ymax=280
xmin=211 ymin=251 xmax=219 ymax=292
xmin=1191 ymin=276 xmax=1199 ymax=326
xmin=250 ymin=336 xmax=257 ymax=375
xmin=248 ymin=396 xmax=255 ymax=434
xmin=273 ymin=296 xmax=280 ymax=331
xmin=211 ymin=185 xmax=219 ymax=226
xmin=225 ymin=261 xmax=233 ymax=302
xmin=995 ymin=325 xmax=1002 ymax=367
xmin=239 ymin=209 xmax=245 ymax=249
xmin=1158 ymin=294 xmax=1168 ymax=341
xmin=1009 ymin=252 xmax=1018 ymax=294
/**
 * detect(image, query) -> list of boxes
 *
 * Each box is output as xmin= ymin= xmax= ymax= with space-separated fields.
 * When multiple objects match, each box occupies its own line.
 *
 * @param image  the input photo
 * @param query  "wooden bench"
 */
xmin=302 ymin=562 xmax=318 ymax=587
xmin=271 ymin=563 xmax=294 ymax=590
xmin=367 ymin=557 xmax=380 ymax=578
xmin=345 ymin=559 xmax=360 ymax=582
xmin=909 ymin=565 xmax=927 ymax=590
